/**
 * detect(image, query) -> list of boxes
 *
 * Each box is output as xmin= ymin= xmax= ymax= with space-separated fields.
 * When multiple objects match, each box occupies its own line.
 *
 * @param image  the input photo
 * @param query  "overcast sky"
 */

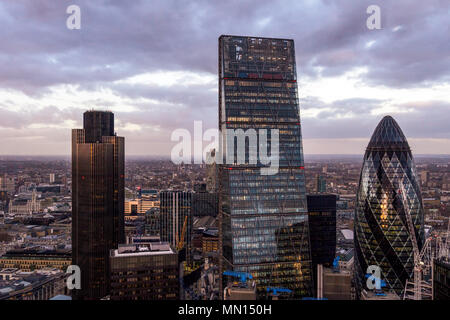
xmin=0 ymin=0 xmax=449 ymax=156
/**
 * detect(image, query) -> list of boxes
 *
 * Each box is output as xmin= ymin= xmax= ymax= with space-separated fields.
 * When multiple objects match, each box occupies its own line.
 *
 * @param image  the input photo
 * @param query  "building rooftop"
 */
xmin=111 ymin=242 xmax=174 ymax=257
xmin=340 ymin=229 xmax=354 ymax=240
xmin=361 ymin=289 xmax=400 ymax=300
xmin=50 ymin=294 xmax=72 ymax=300
xmin=2 ymin=248 xmax=71 ymax=257
xmin=193 ymin=216 xmax=217 ymax=230
xmin=0 ymin=269 xmax=64 ymax=300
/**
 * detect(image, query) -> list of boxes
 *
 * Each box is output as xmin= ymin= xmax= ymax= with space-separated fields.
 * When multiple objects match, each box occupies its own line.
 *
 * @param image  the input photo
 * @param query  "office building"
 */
xmin=354 ymin=116 xmax=425 ymax=297
xmin=72 ymin=110 xmax=125 ymax=300
xmin=0 ymin=248 xmax=71 ymax=271
xmin=0 ymin=268 xmax=67 ymax=300
xmin=125 ymin=198 xmax=160 ymax=216
xmin=109 ymin=242 xmax=179 ymax=300
xmin=202 ymin=229 xmax=219 ymax=256
xmin=316 ymin=175 xmax=327 ymax=193
xmin=321 ymin=267 xmax=352 ymax=300
xmin=218 ymin=35 xmax=313 ymax=298
xmin=307 ymin=194 xmax=337 ymax=267
xmin=433 ymin=257 xmax=450 ymax=300
xmin=160 ymin=191 xmax=192 ymax=259
xmin=307 ymin=194 xmax=337 ymax=293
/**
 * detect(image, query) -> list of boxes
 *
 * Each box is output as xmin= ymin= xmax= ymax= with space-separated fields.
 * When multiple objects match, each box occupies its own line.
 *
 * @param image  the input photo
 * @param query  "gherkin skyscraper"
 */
xmin=354 ymin=116 xmax=425 ymax=297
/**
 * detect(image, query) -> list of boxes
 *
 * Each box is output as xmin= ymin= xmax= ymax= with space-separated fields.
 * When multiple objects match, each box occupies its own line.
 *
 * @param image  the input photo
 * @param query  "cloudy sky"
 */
xmin=0 ymin=0 xmax=449 ymax=156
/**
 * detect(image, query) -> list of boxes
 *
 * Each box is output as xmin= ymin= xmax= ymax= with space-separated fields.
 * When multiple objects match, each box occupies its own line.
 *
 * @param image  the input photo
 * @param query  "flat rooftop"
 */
xmin=111 ymin=242 xmax=174 ymax=257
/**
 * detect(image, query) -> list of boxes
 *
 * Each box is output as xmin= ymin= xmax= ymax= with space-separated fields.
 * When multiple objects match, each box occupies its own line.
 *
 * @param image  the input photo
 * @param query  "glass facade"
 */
xmin=307 ymin=194 xmax=337 ymax=292
xmin=159 ymin=191 xmax=192 ymax=261
xmin=354 ymin=116 xmax=425 ymax=297
xmin=72 ymin=111 xmax=125 ymax=300
xmin=307 ymin=195 xmax=337 ymax=261
xmin=219 ymin=35 xmax=313 ymax=298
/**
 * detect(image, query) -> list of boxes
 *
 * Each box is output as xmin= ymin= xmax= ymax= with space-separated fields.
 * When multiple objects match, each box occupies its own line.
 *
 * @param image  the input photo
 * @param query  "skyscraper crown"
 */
xmin=367 ymin=115 xmax=410 ymax=151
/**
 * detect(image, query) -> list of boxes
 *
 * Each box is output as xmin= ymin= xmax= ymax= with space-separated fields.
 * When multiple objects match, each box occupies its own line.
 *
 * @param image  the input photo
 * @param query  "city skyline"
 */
xmin=0 ymin=1 xmax=449 ymax=156
xmin=0 ymin=0 xmax=448 ymax=305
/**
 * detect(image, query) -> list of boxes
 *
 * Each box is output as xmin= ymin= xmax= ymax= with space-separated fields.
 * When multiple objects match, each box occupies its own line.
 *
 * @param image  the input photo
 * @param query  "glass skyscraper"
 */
xmin=307 ymin=194 xmax=337 ymax=288
xmin=160 ymin=191 xmax=193 ymax=262
xmin=354 ymin=116 xmax=424 ymax=297
xmin=218 ymin=35 xmax=313 ymax=298
xmin=72 ymin=111 xmax=125 ymax=300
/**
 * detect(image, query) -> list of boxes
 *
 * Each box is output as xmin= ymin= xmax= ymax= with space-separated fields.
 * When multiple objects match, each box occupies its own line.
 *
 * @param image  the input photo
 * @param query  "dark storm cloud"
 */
xmin=0 ymin=0 xmax=448 ymax=154
xmin=1 ymin=0 xmax=449 ymax=92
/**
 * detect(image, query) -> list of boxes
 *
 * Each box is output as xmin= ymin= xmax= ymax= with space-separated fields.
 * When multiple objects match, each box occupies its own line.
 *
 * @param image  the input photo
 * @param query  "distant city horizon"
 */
xmin=0 ymin=153 xmax=449 ymax=162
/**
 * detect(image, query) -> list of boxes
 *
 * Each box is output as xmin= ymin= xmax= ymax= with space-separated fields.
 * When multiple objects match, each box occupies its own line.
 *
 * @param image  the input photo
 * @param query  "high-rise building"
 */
xmin=354 ymin=116 xmax=424 ymax=298
xmin=72 ymin=110 xmax=125 ymax=300
xmin=159 ymin=191 xmax=192 ymax=259
xmin=307 ymin=194 xmax=337 ymax=266
xmin=316 ymin=175 xmax=327 ymax=193
xmin=218 ymin=35 xmax=313 ymax=298
xmin=109 ymin=242 xmax=179 ymax=300
xmin=307 ymin=193 xmax=337 ymax=292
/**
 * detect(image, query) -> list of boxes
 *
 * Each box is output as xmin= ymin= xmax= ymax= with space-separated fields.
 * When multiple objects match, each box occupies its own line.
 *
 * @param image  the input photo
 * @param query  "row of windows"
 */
xmin=225 ymin=81 xmax=296 ymax=88
xmin=225 ymin=92 xmax=295 ymax=99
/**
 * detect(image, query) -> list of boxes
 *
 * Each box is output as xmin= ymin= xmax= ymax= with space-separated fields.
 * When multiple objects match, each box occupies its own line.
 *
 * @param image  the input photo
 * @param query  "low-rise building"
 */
xmin=0 ymin=268 xmax=67 ymax=300
xmin=0 ymin=248 xmax=71 ymax=271
xmin=109 ymin=242 xmax=179 ymax=300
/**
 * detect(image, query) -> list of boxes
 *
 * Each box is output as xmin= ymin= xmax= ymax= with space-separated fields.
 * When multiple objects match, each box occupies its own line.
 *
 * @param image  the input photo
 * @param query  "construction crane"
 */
xmin=266 ymin=287 xmax=292 ymax=299
xmin=398 ymin=184 xmax=433 ymax=300
xmin=223 ymin=270 xmax=253 ymax=284
xmin=437 ymin=218 xmax=450 ymax=260
xmin=332 ymin=256 xmax=340 ymax=273
xmin=176 ymin=215 xmax=188 ymax=251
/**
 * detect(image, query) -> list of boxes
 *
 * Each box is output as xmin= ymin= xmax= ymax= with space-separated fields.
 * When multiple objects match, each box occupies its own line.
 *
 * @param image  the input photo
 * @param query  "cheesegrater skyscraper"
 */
xmin=218 ymin=35 xmax=313 ymax=298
